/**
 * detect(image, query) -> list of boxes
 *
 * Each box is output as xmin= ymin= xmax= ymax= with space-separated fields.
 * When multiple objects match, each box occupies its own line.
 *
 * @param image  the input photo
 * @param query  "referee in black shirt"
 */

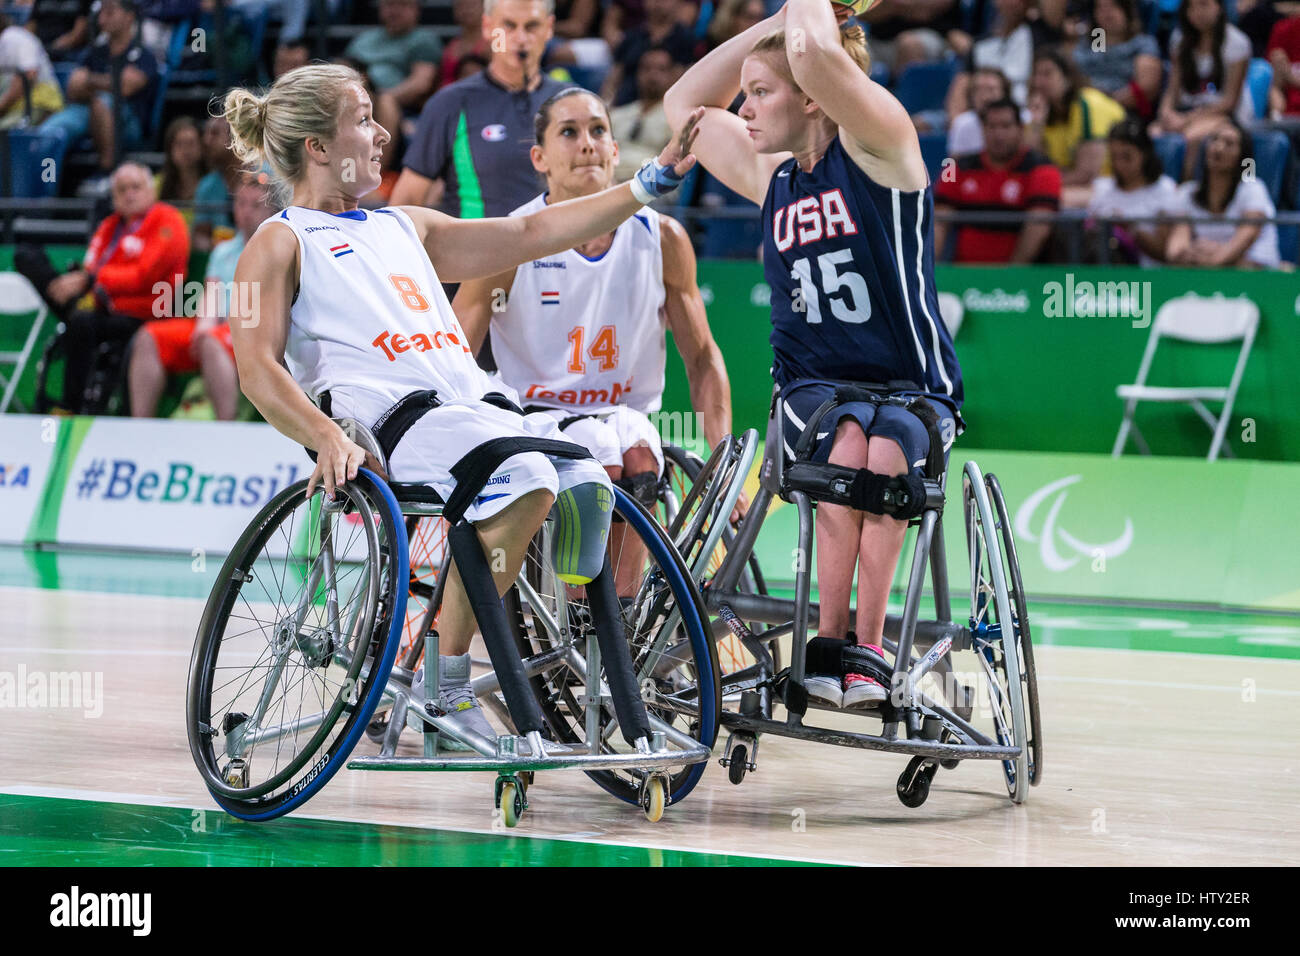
xmin=389 ymin=0 xmax=572 ymax=215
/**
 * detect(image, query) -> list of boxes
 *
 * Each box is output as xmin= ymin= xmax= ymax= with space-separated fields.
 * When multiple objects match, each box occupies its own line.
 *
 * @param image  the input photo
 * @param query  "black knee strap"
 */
xmin=614 ymin=471 xmax=659 ymax=510
xmin=443 ymin=435 xmax=592 ymax=524
xmin=848 ymin=469 xmax=929 ymax=519
xmin=784 ymin=462 xmax=931 ymax=518
xmin=373 ymin=389 xmax=442 ymax=462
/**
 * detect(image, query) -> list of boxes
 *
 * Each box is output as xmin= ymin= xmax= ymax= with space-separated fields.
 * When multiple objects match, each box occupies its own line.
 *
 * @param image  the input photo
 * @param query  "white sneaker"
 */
xmin=804 ymin=674 xmax=844 ymax=708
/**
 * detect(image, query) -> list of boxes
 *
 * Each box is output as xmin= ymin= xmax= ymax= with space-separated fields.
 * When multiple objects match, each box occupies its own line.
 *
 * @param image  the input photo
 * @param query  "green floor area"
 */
xmin=0 ymin=794 xmax=818 ymax=867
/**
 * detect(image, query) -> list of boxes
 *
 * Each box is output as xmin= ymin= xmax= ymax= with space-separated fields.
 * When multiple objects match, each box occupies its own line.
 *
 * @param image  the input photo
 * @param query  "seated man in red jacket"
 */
xmin=15 ymin=161 xmax=189 ymax=411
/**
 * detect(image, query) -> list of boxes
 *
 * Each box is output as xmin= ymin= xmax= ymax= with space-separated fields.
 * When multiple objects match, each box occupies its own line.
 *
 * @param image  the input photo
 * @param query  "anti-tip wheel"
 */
xmin=727 ymin=745 xmax=748 ymax=785
xmin=641 ymin=775 xmax=667 ymax=822
xmin=500 ymin=781 xmax=524 ymax=828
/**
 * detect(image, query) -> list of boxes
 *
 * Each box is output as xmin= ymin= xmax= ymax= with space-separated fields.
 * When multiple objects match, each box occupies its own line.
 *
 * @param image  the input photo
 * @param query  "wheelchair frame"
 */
xmin=675 ymin=385 xmax=1042 ymax=807
xmin=187 ymin=420 xmax=720 ymax=827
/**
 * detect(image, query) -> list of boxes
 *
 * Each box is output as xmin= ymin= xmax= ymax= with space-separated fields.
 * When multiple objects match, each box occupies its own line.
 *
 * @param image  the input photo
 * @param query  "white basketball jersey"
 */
xmin=491 ymin=193 xmax=667 ymax=415
xmin=261 ymin=205 xmax=491 ymax=425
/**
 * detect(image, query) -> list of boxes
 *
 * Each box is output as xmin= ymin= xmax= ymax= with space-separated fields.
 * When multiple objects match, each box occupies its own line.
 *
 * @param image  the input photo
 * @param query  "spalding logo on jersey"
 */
xmin=482 ymin=124 xmax=508 ymax=142
xmin=771 ymin=188 xmax=860 ymax=252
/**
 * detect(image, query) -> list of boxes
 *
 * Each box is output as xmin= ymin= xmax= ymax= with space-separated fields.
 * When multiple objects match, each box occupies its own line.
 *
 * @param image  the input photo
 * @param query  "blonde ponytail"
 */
xmin=221 ymin=63 xmax=365 ymax=204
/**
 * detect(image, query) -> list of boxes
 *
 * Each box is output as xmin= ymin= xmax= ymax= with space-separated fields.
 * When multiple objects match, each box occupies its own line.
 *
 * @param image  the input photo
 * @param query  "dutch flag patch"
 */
xmin=541 ymin=290 xmax=560 ymax=306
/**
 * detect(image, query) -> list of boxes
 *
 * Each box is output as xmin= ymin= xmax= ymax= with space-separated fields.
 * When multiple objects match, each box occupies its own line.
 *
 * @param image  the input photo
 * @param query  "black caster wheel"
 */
xmin=897 ymin=756 xmax=937 ymax=808
xmin=727 ymin=744 xmax=748 ymax=785
xmin=365 ymin=713 xmax=390 ymax=743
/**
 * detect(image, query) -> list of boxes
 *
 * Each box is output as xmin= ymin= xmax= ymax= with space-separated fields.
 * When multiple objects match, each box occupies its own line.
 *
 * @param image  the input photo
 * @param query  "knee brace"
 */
xmin=550 ymin=480 xmax=615 ymax=585
xmin=614 ymin=471 xmax=659 ymax=510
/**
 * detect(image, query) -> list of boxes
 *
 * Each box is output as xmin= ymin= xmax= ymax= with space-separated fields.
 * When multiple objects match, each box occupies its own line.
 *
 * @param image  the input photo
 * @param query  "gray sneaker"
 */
xmin=407 ymin=653 xmax=497 ymax=752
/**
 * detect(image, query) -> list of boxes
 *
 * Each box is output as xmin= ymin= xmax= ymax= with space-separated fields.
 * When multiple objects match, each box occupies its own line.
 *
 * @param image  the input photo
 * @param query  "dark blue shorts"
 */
xmin=780 ymin=379 xmax=957 ymax=475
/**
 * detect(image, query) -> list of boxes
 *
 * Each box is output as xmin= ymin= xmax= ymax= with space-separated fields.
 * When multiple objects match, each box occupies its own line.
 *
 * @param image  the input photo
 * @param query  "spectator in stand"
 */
xmin=193 ymin=115 xmax=239 ymax=252
xmin=1152 ymin=0 xmax=1255 ymax=179
xmin=128 ymin=174 xmax=276 ymax=419
xmin=947 ymin=66 xmax=1017 ymax=155
xmin=26 ymin=0 xmax=93 ymax=62
xmin=273 ymin=38 xmax=309 ymax=79
xmin=341 ymin=0 xmax=441 ymax=171
xmin=437 ymin=0 xmax=491 ymax=90
xmin=1236 ymin=0 xmax=1300 ymax=59
xmin=39 ymin=0 xmax=158 ymax=177
xmin=946 ymin=0 xmax=1063 ymax=116
xmin=934 ymin=98 xmax=1063 ymax=263
xmin=1072 ymin=0 xmax=1162 ymax=121
xmin=154 ymin=116 xmax=204 ymax=229
xmin=137 ymin=0 xmax=200 ymax=66
xmin=1025 ymin=48 xmax=1125 ymax=201
xmin=707 ymin=0 xmax=766 ymax=49
xmin=1166 ymin=117 xmax=1281 ymax=268
xmin=857 ymin=0 xmax=963 ymax=78
xmin=0 ymin=13 xmax=65 ymax=129
xmin=609 ymin=44 xmax=680 ymax=181
xmin=545 ymin=0 xmax=611 ymax=77
xmin=1267 ymin=13 xmax=1300 ymax=117
xmin=390 ymin=0 xmax=568 ymax=216
xmin=601 ymin=0 xmax=697 ymax=105
xmin=1086 ymin=118 xmax=1179 ymax=265
xmin=13 ymin=162 xmax=189 ymax=412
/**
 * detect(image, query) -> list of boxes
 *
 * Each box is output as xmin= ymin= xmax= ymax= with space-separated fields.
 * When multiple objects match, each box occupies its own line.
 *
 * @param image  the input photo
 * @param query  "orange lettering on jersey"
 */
xmin=372 ymin=328 xmax=469 ymax=360
xmin=523 ymin=379 xmax=633 ymax=405
xmin=388 ymin=274 xmax=431 ymax=311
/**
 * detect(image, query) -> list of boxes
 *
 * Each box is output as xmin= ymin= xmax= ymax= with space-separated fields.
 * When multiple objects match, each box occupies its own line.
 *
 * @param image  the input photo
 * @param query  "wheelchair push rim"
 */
xmin=186 ymin=469 xmax=407 ymax=820
xmin=962 ymin=462 xmax=1029 ymax=804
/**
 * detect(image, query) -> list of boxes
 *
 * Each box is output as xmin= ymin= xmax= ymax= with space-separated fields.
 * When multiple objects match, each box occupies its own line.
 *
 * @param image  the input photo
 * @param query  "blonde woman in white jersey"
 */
xmin=453 ymin=88 xmax=733 ymax=593
xmin=224 ymin=64 xmax=702 ymax=745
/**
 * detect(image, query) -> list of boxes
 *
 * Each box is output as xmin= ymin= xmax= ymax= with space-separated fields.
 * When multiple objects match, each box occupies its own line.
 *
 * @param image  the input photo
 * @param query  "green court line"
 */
xmin=0 ymin=794 xmax=822 ymax=867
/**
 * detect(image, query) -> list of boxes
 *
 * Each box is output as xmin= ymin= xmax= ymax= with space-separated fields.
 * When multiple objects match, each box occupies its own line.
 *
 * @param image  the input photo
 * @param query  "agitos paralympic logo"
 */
xmin=1013 ymin=475 xmax=1134 ymax=572
xmin=73 ymin=459 xmax=301 ymax=506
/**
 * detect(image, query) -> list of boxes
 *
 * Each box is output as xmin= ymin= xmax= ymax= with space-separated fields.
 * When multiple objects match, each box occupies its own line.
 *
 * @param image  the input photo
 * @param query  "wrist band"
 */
xmin=631 ymin=158 xmax=684 ymax=205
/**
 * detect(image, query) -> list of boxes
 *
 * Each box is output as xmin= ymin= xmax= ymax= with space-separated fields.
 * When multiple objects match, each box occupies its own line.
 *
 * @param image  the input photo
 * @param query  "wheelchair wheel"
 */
xmin=510 ymin=487 xmax=721 ymax=807
xmin=985 ymin=473 xmax=1043 ymax=786
xmin=962 ymin=462 xmax=1029 ymax=804
xmin=662 ymin=442 xmax=776 ymax=676
xmin=187 ymin=469 xmax=408 ymax=820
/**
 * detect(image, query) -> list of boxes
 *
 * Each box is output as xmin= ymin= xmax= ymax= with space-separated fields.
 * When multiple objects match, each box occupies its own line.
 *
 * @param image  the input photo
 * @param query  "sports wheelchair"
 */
xmin=671 ymin=383 xmax=1043 ymax=807
xmin=185 ymin=419 xmax=720 ymax=827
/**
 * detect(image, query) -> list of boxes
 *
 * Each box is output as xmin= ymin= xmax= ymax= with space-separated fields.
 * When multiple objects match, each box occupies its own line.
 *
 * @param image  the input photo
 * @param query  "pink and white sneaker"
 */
xmin=843 ymin=644 xmax=888 ymax=709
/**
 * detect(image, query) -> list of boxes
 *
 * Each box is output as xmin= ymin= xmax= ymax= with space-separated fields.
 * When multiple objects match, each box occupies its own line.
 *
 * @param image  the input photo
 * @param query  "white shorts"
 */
xmin=534 ymin=405 xmax=664 ymax=475
xmin=384 ymin=397 xmax=611 ymax=523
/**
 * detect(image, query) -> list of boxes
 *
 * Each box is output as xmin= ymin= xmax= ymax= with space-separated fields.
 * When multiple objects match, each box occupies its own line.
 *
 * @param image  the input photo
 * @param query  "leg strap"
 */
xmin=614 ymin=471 xmax=659 ymax=510
xmin=586 ymin=561 xmax=653 ymax=746
xmin=784 ymin=462 xmax=935 ymax=519
xmin=447 ymin=521 xmax=546 ymax=736
xmin=443 ymin=435 xmax=592 ymax=524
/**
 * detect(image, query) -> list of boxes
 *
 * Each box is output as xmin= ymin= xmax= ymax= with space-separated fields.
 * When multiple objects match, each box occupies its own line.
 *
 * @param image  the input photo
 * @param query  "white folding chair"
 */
xmin=0 ymin=273 xmax=50 ymax=415
xmin=937 ymin=291 xmax=964 ymax=338
xmin=1112 ymin=292 xmax=1259 ymax=462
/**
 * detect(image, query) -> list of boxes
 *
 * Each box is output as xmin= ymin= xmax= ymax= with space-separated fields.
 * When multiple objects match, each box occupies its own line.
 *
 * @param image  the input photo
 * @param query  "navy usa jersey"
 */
xmin=761 ymin=135 xmax=963 ymax=416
